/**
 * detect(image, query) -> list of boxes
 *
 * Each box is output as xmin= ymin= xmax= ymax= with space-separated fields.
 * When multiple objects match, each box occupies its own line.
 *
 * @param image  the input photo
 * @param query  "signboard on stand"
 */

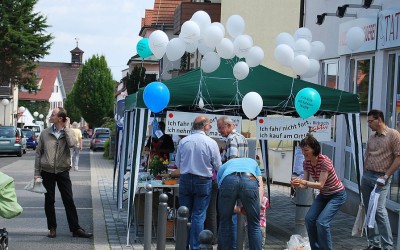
xmin=256 ymin=117 xmax=331 ymax=141
xmin=165 ymin=111 xmax=242 ymax=138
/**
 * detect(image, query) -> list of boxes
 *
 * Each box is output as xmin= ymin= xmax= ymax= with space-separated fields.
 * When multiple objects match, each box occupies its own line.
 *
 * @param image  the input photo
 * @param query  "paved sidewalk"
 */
xmin=91 ymin=152 xmax=397 ymax=250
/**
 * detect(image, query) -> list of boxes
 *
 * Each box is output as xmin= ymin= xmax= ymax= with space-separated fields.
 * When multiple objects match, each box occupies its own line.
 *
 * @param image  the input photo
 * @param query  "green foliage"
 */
xmin=123 ymin=65 xmax=146 ymax=95
xmin=0 ymin=0 xmax=53 ymax=90
xmin=103 ymin=138 xmax=110 ymax=159
xmin=101 ymin=117 xmax=116 ymax=136
xmin=64 ymin=89 xmax=81 ymax=123
xmin=73 ymin=55 xmax=114 ymax=127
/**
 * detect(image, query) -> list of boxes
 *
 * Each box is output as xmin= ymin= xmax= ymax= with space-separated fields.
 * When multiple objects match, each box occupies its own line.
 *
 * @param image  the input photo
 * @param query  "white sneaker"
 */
xmin=74 ymin=166 xmax=79 ymax=171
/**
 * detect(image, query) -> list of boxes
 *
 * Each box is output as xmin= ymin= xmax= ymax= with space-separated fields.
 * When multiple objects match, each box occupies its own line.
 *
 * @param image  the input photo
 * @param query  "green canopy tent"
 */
xmin=119 ymin=60 xmax=363 ymax=243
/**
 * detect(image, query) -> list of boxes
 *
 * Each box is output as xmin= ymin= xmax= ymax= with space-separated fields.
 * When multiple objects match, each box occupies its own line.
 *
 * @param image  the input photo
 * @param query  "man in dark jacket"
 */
xmin=34 ymin=107 xmax=93 ymax=239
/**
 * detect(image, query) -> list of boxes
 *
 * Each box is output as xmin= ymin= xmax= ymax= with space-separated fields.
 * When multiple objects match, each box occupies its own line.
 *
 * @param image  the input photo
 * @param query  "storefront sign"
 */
xmin=338 ymin=18 xmax=377 ymax=55
xmin=165 ymin=111 xmax=242 ymax=138
xmin=256 ymin=117 xmax=331 ymax=141
xmin=377 ymin=9 xmax=400 ymax=49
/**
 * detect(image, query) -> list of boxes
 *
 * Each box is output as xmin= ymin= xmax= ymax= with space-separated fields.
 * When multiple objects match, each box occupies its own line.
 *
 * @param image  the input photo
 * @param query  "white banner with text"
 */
xmin=166 ymin=111 xmax=242 ymax=138
xmin=256 ymin=117 xmax=331 ymax=141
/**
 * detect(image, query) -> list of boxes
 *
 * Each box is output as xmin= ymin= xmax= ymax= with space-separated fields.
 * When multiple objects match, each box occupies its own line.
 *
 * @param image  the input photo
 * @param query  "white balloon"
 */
xmin=179 ymin=20 xmax=201 ymax=44
xmin=242 ymin=92 xmax=263 ymax=119
xmin=274 ymin=44 xmax=294 ymax=67
xmin=216 ymin=38 xmax=235 ymax=59
xmin=245 ymin=46 xmax=264 ymax=67
xmin=302 ymin=59 xmax=320 ymax=78
xmin=233 ymin=61 xmax=250 ymax=80
xmin=198 ymin=39 xmax=215 ymax=55
xmin=292 ymin=55 xmax=310 ymax=75
xmin=275 ymin=32 xmax=295 ymax=48
xmin=185 ymin=41 xmax=198 ymax=53
xmin=198 ymin=97 xmax=205 ymax=109
xmin=294 ymin=38 xmax=311 ymax=56
xmin=201 ymin=52 xmax=220 ymax=73
xmin=211 ymin=22 xmax=225 ymax=37
xmin=309 ymin=41 xmax=326 ymax=60
xmin=204 ymin=25 xmax=224 ymax=48
xmin=233 ymin=35 xmax=253 ymax=58
xmin=166 ymin=38 xmax=186 ymax=61
xmin=346 ymin=26 xmax=365 ymax=51
xmin=226 ymin=15 xmax=245 ymax=38
xmin=149 ymin=30 xmax=169 ymax=59
xmin=191 ymin=10 xmax=211 ymax=36
xmin=294 ymin=27 xmax=312 ymax=42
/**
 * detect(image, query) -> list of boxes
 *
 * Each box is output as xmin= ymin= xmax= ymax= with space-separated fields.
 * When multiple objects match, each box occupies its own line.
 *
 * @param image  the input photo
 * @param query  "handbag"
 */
xmin=351 ymin=203 xmax=365 ymax=237
xmin=24 ymin=178 xmax=47 ymax=194
xmin=365 ymin=184 xmax=380 ymax=228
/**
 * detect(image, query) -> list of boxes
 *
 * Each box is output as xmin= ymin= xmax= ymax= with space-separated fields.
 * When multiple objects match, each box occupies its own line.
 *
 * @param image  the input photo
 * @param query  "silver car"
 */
xmin=90 ymin=132 xmax=110 ymax=151
xmin=0 ymin=126 xmax=24 ymax=156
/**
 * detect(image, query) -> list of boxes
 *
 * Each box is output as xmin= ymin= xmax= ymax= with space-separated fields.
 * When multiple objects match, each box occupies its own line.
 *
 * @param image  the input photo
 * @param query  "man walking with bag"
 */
xmin=34 ymin=107 xmax=93 ymax=239
xmin=361 ymin=109 xmax=400 ymax=250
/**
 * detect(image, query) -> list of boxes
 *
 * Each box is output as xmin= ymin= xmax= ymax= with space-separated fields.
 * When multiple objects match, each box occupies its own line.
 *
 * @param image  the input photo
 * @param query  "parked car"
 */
xmin=21 ymin=128 xmax=37 ymax=150
xmin=23 ymin=125 xmax=43 ymax=140
xmin=0 ymin=126 xmax=24 ymax=157
xmin=90 ymin=132 xmax=110 ymax=151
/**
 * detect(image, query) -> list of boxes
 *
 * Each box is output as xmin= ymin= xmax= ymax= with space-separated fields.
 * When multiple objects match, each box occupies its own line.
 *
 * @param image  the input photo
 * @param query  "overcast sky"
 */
xmin=34 ymin=0 xmax=155 ymax=81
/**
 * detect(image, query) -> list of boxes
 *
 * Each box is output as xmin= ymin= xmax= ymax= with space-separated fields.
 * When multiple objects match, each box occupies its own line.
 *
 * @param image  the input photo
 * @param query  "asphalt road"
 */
xmin=0 ymin=145 xmax=94 ymax=250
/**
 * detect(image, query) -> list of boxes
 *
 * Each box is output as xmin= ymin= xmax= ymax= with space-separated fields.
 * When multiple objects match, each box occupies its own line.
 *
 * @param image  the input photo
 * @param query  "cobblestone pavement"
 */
xmin=91 ymin=152 xmax=397 ymax=250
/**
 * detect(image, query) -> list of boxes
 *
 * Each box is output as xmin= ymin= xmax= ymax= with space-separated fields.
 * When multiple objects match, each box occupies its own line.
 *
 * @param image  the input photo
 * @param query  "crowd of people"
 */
xmin=30 ymin=107 xmax=400 ymax=250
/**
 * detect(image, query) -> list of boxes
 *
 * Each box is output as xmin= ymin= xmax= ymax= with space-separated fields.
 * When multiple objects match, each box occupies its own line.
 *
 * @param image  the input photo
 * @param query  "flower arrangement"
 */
xmin=149 ymin=155 xmax=169 ymax=177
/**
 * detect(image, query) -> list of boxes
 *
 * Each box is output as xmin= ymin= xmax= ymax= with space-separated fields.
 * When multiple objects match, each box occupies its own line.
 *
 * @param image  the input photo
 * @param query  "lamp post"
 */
xmin=18 ymin=106 xmax=26 ymax=128
xmin=1 ymin=99 xmax=9 ymax=125
xmin=39 ymin=114 xmax=44 ymax=128
xmin=33 ymin=111 xmax=39 ymax=124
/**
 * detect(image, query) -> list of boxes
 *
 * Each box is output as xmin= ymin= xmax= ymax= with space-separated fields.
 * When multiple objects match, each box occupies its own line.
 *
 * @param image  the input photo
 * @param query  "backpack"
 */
xmin=0 ymin=172 xmax=23 ymax=219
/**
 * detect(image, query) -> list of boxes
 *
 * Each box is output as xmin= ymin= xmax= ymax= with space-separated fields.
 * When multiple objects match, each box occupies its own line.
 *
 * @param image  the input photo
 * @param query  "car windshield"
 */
xmin=97 ymin=133 xmax=110 ymax=138
xmin=22 ymin=130 xmax=33 ymax=137
xmin=0 ymin=128 xmax=15 ymax=138
xmin=24 ymin=126 xmax=40 ymax=132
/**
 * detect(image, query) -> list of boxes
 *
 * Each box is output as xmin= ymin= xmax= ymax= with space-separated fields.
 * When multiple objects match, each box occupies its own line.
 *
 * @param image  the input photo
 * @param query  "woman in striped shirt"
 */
xmin=291 ymin=135 xmax=347 ymax=250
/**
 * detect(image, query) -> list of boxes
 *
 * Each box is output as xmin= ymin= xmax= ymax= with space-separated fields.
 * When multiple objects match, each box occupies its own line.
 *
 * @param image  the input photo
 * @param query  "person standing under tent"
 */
xmin=361 ymin=109 xmax=400 ymax=250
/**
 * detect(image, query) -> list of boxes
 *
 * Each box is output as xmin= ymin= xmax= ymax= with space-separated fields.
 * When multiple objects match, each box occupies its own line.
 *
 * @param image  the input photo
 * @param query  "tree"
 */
xmin=0 ymin=0 xmax=53 ymax=91
xmin=64 ymin=89 xmax=81 ymax=124
xmin=73 ymin=55 xmax=114 ymax=128
xmin=123 ymin=65 xmax=146 ymax=95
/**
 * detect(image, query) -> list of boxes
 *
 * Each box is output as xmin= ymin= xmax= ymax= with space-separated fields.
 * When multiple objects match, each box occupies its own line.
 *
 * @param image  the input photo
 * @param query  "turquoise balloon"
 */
xmin=295 ymin=87 xmax=321 ymax=119
xmin=143 ymin=82 xmax=170 ymax=113
xmin=136 ymin=38 xmax=152 ymax=58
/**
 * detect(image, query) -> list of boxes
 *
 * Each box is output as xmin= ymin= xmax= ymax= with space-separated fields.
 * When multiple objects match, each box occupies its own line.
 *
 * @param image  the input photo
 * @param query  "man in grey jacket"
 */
xmin=34 ymin=107 xmax=93 ymax=238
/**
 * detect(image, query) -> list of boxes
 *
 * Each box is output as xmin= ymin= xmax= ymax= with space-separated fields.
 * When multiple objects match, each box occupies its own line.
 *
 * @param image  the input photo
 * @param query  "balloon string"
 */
xmin=335 ymin=91 xmax=343 ymax=113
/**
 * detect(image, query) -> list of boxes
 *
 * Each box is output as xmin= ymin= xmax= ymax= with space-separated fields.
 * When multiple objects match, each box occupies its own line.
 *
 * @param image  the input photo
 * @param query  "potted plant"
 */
xmin=149 ymin=155 xmax=169 ymax=179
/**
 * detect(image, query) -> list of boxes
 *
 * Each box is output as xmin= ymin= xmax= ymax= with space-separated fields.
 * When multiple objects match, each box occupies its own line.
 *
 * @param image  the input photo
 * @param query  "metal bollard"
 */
xmin=294 ymin=188 xmax=313 ymax=236
xmin=175 ymin=206 xmax=189 ymax=250
xmin=156 ymin=193 xmax=169 ymax=250
xmin=144 ymin=184 xmax=153 ymax=250
xmin=199 ymin=229 xmax=213 ymax=250
xmin=237 ymin=213 xmax=245 ymax=250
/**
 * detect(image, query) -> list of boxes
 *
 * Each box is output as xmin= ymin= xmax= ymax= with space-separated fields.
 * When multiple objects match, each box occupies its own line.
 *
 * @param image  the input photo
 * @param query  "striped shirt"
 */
xmin=364 ymin=127 xmax=400 ymax=173
xmin=221 ymin=131 xmax=248 ymax=162
xmin=303 ymin=154 xmax=344 ymax=195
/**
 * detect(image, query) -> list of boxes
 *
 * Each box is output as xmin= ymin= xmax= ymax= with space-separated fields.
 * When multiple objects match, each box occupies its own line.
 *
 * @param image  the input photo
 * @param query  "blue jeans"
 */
xmin=361 ymin=170 xmax=393 ymax=250
xmin=305 ymin=189 xmax=347 ymax=250
xmin=179 ymin=174 xmax=212 ymax=250
xmin=218 ymin=174 xmax=261 ymax=250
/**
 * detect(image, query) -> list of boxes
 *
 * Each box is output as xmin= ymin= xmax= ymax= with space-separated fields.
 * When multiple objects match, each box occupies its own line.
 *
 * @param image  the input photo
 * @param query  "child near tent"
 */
xmin=240 ymin=195 xmax=269 ymax=249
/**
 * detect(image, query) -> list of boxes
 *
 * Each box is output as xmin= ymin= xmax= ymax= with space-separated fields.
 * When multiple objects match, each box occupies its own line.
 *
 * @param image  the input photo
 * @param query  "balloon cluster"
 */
xmin=274 ymin=28 xmax=325 ymax=78
xmin=136 ymin=11 xmax=264 ymax=80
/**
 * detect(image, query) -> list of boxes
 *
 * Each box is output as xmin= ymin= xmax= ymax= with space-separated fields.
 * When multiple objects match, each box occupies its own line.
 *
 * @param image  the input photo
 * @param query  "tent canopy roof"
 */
xmin=126 ymin=60 xmax=360 ymax=116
